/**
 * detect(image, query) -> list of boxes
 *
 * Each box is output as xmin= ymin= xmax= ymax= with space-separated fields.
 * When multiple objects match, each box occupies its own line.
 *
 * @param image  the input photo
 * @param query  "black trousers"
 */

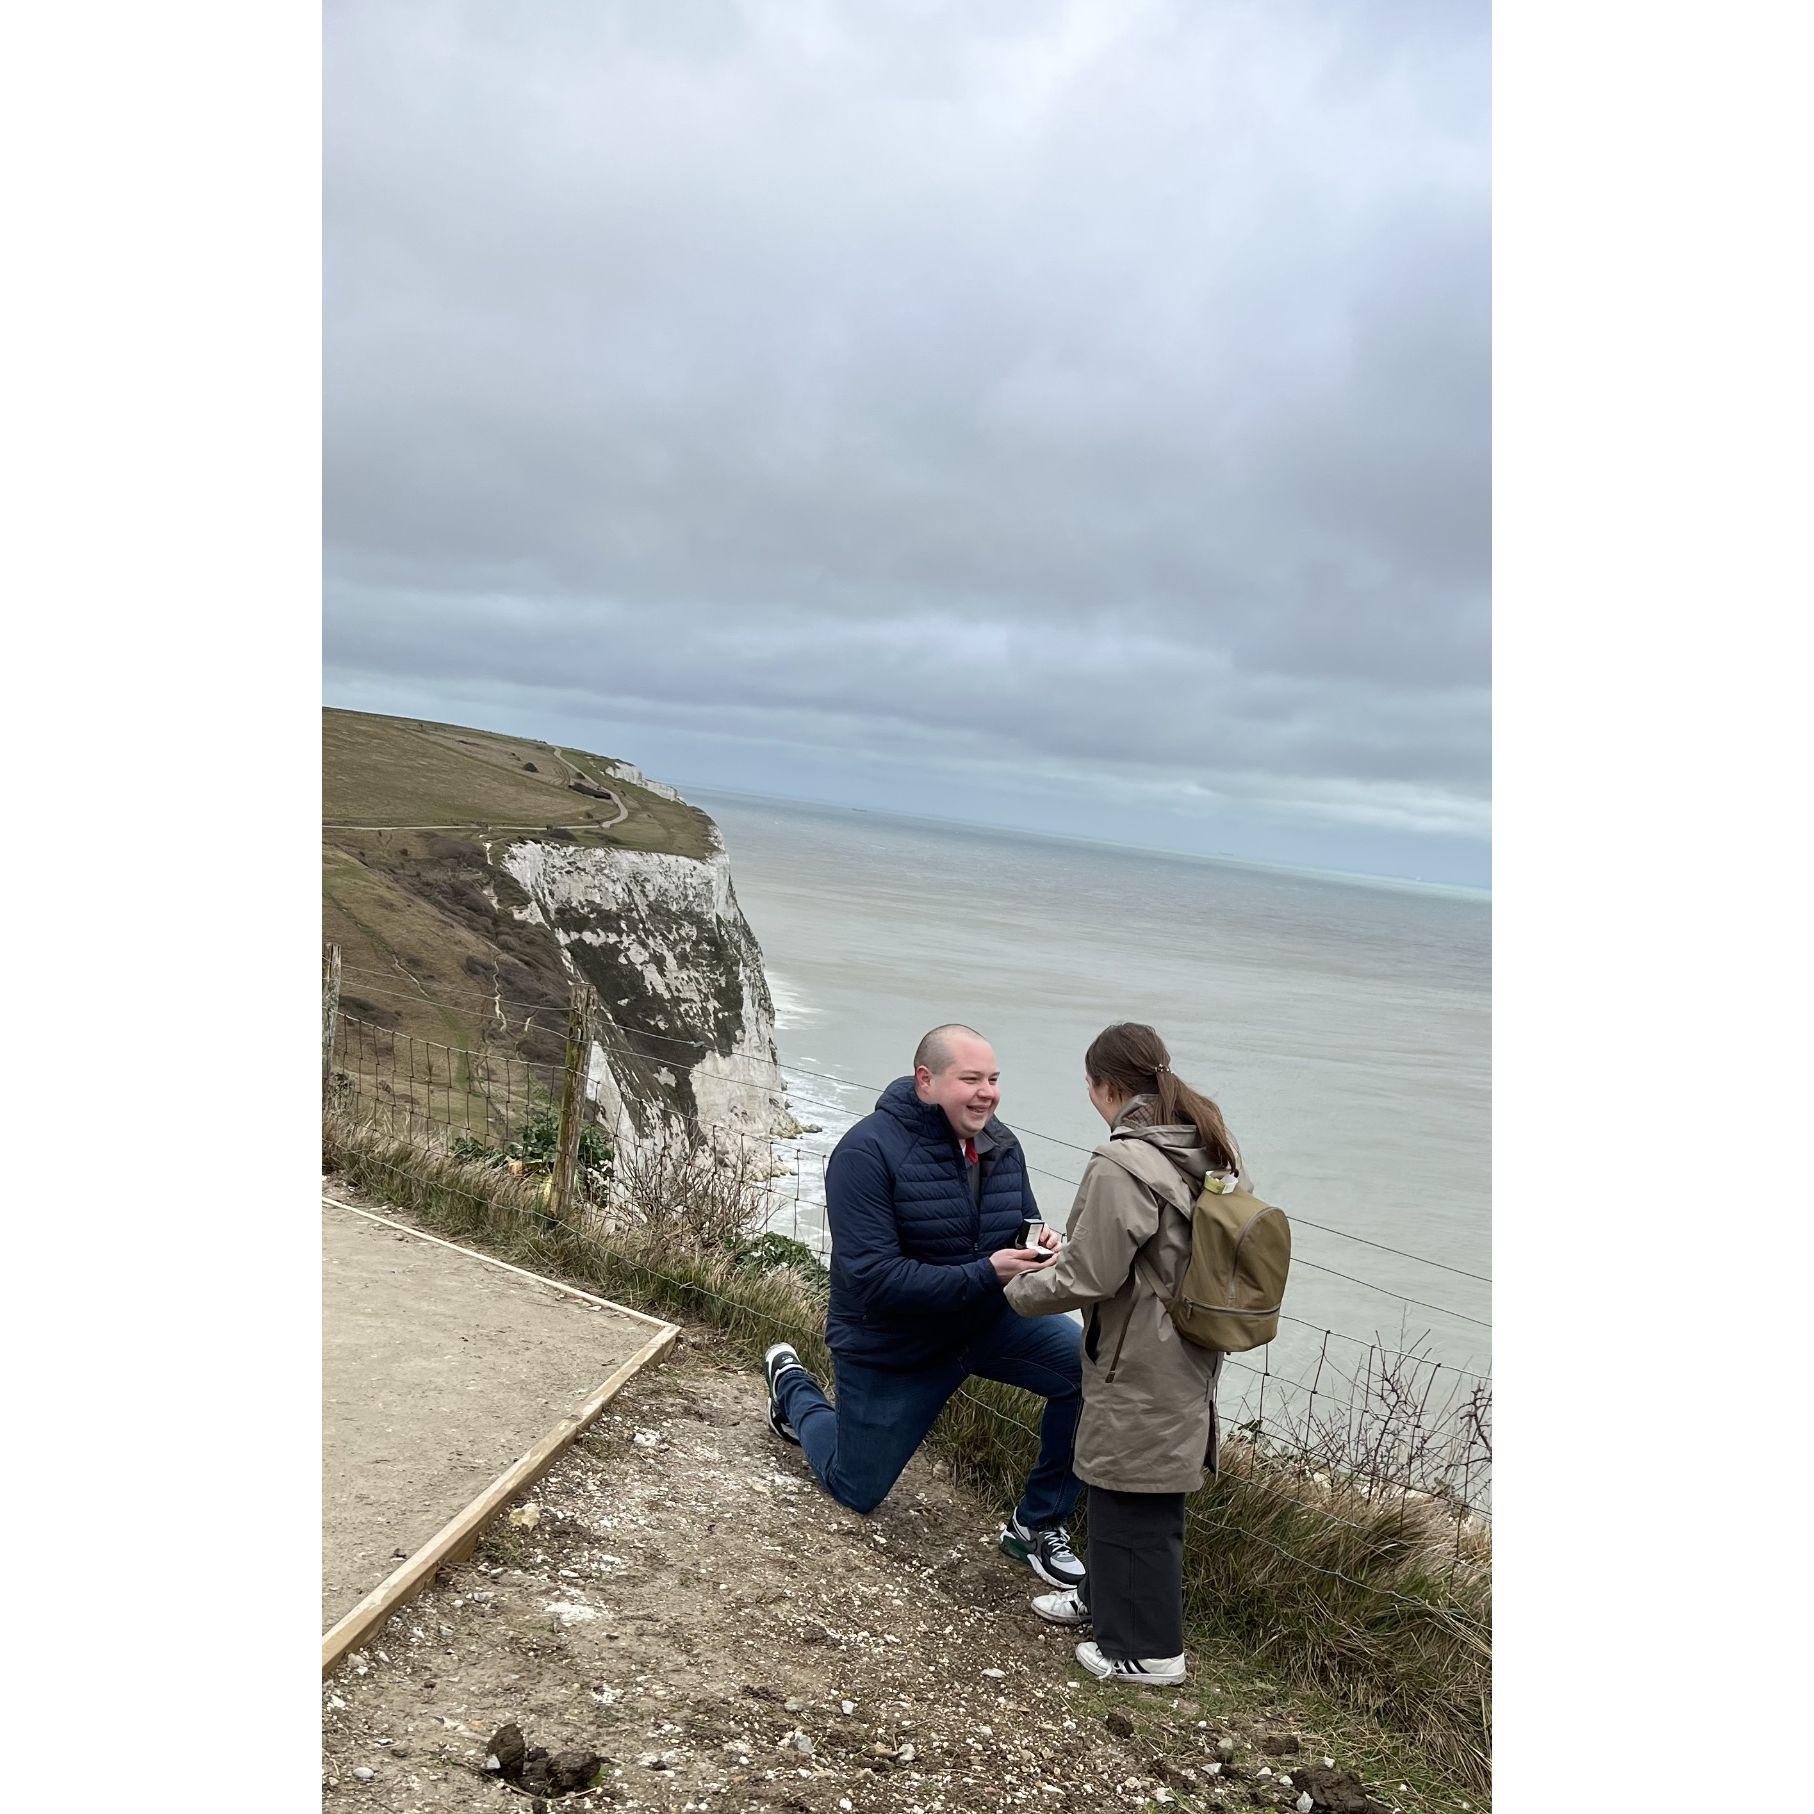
xmin=1078 ymin=1483 xmax=1186 ymax=1660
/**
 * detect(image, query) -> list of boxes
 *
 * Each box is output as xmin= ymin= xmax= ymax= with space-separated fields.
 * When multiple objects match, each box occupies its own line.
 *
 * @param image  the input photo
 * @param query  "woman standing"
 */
xmin=1005 ymin=1021 xmax=1242 ymax=1686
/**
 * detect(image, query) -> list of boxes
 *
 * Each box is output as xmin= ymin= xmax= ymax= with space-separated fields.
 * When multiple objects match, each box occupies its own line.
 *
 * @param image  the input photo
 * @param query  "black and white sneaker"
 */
xmin=763 ymin=1342 xmax=807 ymax=1446
xmin=1074 ymin=1640 xmax=1185 ymax=1687
xmin=999 ymin=1514 xmax=1085 ymax=1589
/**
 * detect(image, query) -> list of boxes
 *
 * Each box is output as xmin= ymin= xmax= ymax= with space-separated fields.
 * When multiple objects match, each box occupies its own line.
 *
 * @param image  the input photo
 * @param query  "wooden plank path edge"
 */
xmin=320 ymin=1195 xmax=680 ymax=1677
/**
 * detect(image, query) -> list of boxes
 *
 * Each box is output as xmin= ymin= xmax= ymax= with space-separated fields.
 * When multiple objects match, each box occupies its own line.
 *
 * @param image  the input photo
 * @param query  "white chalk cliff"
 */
xmin=499 ymin=832 xmax=792 ymax=1152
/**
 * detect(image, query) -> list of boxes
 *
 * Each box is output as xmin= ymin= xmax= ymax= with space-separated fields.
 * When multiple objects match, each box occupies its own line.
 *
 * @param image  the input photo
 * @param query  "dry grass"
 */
xmin=323 ymin=1110 xmax=1490 ymax=1797
xmin=605 ymin=1117 xmax=777 ymax=1254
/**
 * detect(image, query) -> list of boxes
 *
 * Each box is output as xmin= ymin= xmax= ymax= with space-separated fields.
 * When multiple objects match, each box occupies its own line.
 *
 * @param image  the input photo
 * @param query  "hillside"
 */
xmin=322 ymin=708 xmax=789 ymax=1150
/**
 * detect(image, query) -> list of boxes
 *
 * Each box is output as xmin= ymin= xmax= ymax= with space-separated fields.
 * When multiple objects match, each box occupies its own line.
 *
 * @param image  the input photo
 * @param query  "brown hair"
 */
xmin=1084 ymin=1022 xmax=1240 ymax=1171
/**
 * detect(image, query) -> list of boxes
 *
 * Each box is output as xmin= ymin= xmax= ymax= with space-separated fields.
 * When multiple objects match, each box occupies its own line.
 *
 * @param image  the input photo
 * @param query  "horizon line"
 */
xmin=686 ymin=780 xmax=1492 ymax=901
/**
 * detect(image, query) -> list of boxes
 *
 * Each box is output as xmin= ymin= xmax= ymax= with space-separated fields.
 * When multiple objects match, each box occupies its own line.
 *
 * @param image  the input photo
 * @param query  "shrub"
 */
xmin=732 ymin=1231 xmax=830 ymax=1292
xmin=608 ymin=1119 xmax=773 ymax=1254
xmin=451 ymin=1104 xmax=614 ymax=1195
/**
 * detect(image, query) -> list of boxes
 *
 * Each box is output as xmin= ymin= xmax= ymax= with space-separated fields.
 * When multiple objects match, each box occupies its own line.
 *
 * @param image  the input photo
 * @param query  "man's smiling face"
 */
xmin=917 ymin=1034 xmax=1002 ymax=1139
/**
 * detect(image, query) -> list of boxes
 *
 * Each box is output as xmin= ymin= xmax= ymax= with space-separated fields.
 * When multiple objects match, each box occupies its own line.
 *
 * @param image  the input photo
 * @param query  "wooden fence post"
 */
xmin=322 ymin=943 xmax=342 ymax=1105
xmin=547 ymin=981 xmax=598 ymax=1230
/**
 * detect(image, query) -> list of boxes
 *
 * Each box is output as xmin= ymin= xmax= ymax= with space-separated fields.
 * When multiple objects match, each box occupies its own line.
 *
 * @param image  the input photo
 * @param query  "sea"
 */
xmin=694 ymin=789 xmax=1492 ymax=1442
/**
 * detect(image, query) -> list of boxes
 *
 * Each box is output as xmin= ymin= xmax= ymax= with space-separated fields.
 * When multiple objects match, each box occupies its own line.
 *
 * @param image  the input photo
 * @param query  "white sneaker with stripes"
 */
xmin=1031 ymin=1587 xmax=1091 ymax=1627
xmin=1074 ymin=1641 xmax=1185 ymax=1687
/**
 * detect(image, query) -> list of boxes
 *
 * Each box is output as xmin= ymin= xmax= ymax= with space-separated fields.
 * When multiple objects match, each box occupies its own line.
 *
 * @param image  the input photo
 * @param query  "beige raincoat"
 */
xmin=1005 ymin=1101 xmax=1231 ymax=1494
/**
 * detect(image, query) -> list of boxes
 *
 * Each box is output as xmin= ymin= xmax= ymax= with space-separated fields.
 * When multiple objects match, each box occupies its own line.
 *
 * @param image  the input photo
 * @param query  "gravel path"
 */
xmin=321 ymin=1331 xmax=1428 ymax=1812
xmin=322 ymin=1198 xmax=655 ymax=1628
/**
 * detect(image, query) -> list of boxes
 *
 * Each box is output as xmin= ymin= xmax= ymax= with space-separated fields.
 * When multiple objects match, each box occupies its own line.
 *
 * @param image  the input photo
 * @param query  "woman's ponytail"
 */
xmin=1085 ymin=1022 xmax=1239 ymax=1173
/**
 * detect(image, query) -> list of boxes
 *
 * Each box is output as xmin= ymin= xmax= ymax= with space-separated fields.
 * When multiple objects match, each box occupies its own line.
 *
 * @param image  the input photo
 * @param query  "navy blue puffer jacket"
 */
xmin=824 ymin=1077 xmax=1041 ymax=1369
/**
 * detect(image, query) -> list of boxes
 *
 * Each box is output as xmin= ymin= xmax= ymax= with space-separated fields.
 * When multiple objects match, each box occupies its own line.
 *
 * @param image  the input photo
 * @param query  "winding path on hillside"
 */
xmin=323 ymin=802 xmax=627 ymax=834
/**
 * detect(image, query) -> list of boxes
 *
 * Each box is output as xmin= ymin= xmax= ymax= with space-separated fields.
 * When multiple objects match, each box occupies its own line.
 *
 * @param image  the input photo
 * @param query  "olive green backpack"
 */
xmin=1129 ymin=1168 xmax=1292 ymax=1353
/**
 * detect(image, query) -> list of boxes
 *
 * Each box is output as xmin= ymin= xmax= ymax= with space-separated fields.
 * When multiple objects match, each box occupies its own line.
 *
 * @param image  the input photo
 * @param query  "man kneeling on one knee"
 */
xmin=762 ymin=1024 xmax=1086 ymax=1589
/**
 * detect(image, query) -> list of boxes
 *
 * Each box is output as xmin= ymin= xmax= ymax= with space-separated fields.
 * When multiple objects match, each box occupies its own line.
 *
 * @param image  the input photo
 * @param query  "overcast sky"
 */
xmin=325 ymin=0 xmax=1489 ymax=887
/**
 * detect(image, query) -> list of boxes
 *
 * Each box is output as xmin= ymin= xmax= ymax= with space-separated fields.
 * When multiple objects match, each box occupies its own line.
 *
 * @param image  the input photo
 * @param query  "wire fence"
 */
xmin=338 ymin=962 xmax=1494 ymax=1302
xmin=325 ymin=961 xmax=1493 ymax=1527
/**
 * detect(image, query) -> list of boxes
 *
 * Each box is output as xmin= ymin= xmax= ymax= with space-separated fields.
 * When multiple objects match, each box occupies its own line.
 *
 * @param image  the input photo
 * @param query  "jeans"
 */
xmin=776 ymin=1306 xmax=1083 ymax=1527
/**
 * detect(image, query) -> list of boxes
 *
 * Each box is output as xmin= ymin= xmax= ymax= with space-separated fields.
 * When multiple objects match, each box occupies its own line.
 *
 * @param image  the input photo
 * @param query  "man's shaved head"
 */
xmin=914 ymin=1023 xmax=986 ymax=1075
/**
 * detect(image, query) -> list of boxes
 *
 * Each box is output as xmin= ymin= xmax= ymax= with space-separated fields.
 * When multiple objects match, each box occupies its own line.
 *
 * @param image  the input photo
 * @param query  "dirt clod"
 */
xmin=1294 ymin=1763 xmax=1389 ymax=1813
xmin=549 ymin=1749 xmax=601 ymax=1792
xmin=488 ymin=1721 xmax=527 ymax=1777
xmin=1152 ymin=1754 xmax=1200 ymax=1790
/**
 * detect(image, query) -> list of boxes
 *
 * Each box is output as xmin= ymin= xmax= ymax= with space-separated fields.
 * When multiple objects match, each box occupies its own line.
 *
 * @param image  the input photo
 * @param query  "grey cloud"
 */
xmin=326 ymin=0 xmax=1489 ymax=878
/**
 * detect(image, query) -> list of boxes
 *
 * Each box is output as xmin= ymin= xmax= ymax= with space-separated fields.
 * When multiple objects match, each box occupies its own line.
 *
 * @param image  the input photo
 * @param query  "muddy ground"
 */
xmin=322 ymin=1327 xmax=1457 ymax=1813
xmin=323 ymin=1198 xmax=653 ymax=1626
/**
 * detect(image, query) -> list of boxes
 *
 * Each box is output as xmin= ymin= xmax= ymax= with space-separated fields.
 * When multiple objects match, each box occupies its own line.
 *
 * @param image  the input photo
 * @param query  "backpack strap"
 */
xmin=1097 ymin=1142 xmax=1189 ymax=1308
xmin=1131 ymin=1251 xmax=1172 ymax=1308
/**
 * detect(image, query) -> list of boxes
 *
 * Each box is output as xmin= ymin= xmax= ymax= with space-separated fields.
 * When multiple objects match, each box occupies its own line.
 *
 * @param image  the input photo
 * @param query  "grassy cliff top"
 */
xmin=323 ymin=708 xmax=717 ymax=862
xmin=323 ymin=709 xmax=725 ymax=1128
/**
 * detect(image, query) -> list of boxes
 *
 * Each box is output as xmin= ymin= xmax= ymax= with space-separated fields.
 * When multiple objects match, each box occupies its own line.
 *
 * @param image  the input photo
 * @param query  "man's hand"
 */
xmin=989 ymin=1244 xmax=1058 ymax=1282
xmin=1034 ymin=1224 xmax=1062 ymax=1254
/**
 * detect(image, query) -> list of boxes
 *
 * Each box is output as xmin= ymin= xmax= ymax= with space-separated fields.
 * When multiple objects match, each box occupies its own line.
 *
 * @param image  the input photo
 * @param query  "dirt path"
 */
xmin=321 ymin=1330 xmax=1431 ymax=1813
xmin=322 ymin=1200 xmax=655 ymax=1628
xmin=322 ymin=818 xmax=622 ymax=834
xmin=548 ymin=750 xmax=632 ymax=831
